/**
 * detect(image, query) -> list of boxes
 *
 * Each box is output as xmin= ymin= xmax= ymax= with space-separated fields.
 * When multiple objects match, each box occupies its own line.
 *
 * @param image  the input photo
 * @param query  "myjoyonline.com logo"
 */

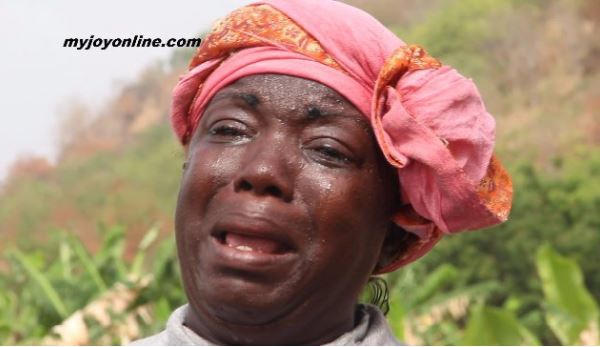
xmin=63 ymin=35 xmax=201 ymax=50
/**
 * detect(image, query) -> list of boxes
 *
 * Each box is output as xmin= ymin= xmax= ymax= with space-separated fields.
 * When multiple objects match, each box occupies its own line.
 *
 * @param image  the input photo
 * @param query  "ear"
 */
xmin=374 ymin=223 xmax=418 ymax=273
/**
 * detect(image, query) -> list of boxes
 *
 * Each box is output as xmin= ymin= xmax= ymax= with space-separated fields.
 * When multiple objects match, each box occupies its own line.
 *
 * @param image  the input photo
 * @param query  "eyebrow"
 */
xmin=307 ymin=106 xmax=325 ymax=120
xmin=210 ymin=91 xmax=260 ymax=108
xmin=305 ymin=105 xmax=371 ymax=132
xmin=305 ymin=93 xmax=354 ymax=121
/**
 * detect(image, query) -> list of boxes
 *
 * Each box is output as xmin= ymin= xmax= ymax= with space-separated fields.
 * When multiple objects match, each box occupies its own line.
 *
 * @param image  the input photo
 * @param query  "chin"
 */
xmin=191 ymin=273 xmax=302 ymax=325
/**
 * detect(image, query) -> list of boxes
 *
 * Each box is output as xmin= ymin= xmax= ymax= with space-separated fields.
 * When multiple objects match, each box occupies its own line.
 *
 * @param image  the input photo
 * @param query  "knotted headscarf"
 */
xmin=171 ymin=0 xmax=513 ymax=273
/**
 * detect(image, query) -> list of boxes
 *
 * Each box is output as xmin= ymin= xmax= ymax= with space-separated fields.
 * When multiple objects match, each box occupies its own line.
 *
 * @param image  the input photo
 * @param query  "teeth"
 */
xmin=234 ymin=245 xmax=253 ymax=252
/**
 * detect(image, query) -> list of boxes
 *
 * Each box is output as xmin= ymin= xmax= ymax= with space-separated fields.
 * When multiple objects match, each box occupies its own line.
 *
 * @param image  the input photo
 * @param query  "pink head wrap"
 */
xmin=171 ymin=0 xmax=513 ymax=273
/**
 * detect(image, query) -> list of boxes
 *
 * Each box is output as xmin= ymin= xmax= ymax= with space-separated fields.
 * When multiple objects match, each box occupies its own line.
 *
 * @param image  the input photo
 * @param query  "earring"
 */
xmin=363 ymin=276 xmax=390 ymax=315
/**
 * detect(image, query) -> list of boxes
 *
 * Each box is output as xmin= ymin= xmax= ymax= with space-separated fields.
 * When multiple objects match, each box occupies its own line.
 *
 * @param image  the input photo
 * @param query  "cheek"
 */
xmin=178 ymin=145 xmax=240 ymax=209
xmin=176 ymin=145 xmax=244 ymax=288
xmin=307 ymin=169 xmax=388 ymax=231
xmin=301 ymin=170 xmax=388 ymax=273
xmin=176 ymin=145 xmax=243 ymax=257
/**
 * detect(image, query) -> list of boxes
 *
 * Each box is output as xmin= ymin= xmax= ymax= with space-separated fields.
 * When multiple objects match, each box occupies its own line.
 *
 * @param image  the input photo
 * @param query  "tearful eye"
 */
xmin=208 ymin=119 xmax=252 ymax=142
xmin=316 ymin=146 xmax=351 ymax=163
xmin=303 ymin=138 xmax=356 ymax=168
xmin=210 ymin=126 xmax=244 ymax=136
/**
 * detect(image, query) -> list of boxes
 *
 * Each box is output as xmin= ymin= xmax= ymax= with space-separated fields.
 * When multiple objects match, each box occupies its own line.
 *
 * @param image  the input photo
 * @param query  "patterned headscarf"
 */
xmin=171 ymin=0 xmax=513 ymax=273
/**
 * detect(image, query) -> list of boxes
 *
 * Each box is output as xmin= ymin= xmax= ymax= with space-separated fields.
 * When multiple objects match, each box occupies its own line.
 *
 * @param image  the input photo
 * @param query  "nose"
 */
xmin=233 ymin=137 xmax=295 ymax=202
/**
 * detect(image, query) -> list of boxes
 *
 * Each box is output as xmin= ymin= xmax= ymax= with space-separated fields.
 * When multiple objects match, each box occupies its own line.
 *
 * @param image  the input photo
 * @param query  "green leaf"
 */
xmin=58 ymin=234 xmax=73 ymax=280
xmin=68 ymin=234 xmax=108 ymax=293
xmin=410 ymin=263 xmax=459 ymax=308
xmin=130 ymin=226 xmax=159 ymax=277
xmin=536 ymin=244 xmax=599 ymax=345
xmin=96 ymin=225 xmax=128 ymax=280
xmin=462 ymin=306 xmax=541 ymax=345
xmin=9 ymin=249 xmax=68 ymax=319
xmin=387 ymin=284 xmax=406 ymax=341
xmin=154 ymin=298 xmax=172 ymax=322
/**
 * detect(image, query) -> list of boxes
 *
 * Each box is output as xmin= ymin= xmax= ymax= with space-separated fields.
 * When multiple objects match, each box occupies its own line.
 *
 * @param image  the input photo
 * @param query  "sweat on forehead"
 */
xmin=219 ymin=74 xmax=350 ymax=105
xmin=205 ymin=74 xmax=370 ymax=126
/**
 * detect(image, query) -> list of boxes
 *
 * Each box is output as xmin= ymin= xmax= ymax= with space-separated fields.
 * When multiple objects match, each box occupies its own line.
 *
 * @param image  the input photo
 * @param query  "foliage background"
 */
xmin=0 ymin=0 xmax=598 ymax=344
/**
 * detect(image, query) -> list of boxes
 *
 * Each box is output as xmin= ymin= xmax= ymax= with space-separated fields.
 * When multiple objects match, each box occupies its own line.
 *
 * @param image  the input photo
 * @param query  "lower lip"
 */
xmin=209 ymin=235 xmax=298 ymax=271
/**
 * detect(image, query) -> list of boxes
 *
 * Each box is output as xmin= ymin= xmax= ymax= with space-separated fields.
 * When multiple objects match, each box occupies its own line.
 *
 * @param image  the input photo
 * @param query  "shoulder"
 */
xmin=359 ymin=304 xmax=404 ymax=346
xmin=127 ymin=304 xmax=207 ymax=346
xmin=128 ymin=329 xmax=169 ymax=346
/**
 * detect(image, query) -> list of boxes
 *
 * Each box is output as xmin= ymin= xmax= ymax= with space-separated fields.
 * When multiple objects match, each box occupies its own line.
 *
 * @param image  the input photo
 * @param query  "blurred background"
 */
xmin=0 ymin=0 xmax=598 ymax=345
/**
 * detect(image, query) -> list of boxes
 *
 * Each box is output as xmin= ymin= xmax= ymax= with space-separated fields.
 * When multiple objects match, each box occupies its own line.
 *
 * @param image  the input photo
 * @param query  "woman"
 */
xmin=132 ymin=0 xmax=512 ymax=345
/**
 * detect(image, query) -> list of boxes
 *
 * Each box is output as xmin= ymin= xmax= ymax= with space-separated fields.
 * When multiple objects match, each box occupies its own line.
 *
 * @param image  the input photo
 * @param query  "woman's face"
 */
xmin=176 ymin=74 xmax=399 ymax=344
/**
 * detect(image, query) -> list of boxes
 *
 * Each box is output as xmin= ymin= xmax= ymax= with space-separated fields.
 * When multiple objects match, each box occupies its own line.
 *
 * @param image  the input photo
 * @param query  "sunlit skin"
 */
xmin=175 ymin=74 xmax=402 ymax=345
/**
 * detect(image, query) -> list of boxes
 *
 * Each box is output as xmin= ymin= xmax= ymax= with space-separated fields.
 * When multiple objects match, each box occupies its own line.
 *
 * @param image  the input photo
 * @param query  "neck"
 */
xmin=183 ymin=301 xmax=357 ymax=345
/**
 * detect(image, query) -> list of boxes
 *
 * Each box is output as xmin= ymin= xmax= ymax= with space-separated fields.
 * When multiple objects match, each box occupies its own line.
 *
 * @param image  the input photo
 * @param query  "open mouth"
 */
xmin=214 ymin=231 xmax=293 ymax=255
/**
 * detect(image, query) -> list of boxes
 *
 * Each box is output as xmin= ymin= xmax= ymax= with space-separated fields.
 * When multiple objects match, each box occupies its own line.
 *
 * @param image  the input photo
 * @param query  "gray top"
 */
xmin=130 ymin=304 xmax=401 ymax=345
